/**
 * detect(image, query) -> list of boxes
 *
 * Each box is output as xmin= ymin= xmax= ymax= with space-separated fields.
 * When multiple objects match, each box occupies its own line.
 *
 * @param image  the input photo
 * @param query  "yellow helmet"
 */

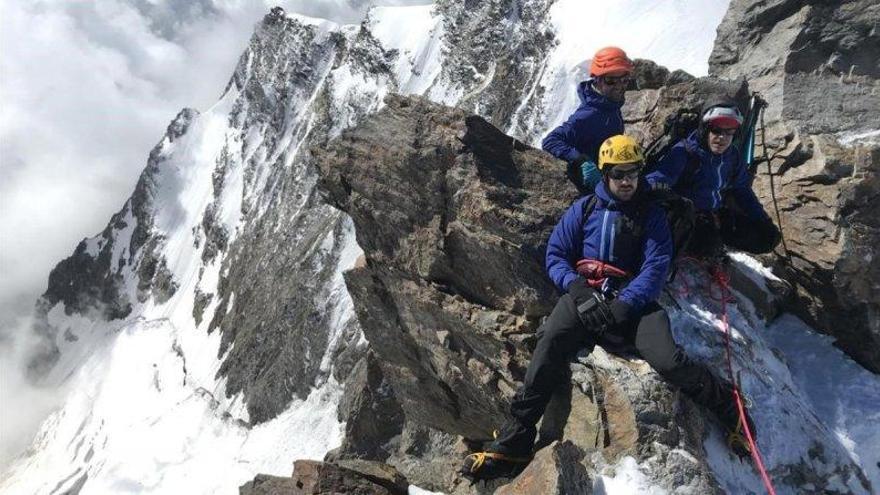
xmin=597 ymin=135 xmax=645 ymax=171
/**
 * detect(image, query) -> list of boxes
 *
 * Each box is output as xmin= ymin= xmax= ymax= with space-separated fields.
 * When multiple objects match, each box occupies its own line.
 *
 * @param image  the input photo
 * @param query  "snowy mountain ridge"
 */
xmin=2 ymin=1 xmax=878 ymax=494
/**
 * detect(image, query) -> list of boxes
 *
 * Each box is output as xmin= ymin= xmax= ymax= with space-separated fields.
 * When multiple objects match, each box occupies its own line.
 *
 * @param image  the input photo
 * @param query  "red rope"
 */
xmin=710 ymin=264 xmax=777 ymax=495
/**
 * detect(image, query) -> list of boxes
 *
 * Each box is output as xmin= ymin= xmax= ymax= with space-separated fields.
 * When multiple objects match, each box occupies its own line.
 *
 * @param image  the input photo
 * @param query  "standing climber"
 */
xmin=461 ymin=135 xmax=755 ymax=480
xmin=646 ymin=96 xmax=780 ymax=258
xmin=542 ymin=46 xmax=633 ymax=195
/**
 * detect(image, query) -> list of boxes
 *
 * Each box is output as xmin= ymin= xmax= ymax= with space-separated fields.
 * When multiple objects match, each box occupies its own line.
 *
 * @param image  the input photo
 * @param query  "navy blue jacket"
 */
xmin=646 ymin=131 xmax=768 ymax=221
xmin=545 ymin=181 xmax=672 ymax=313
xmin=542 ymin=81 xmax=624 ymax=163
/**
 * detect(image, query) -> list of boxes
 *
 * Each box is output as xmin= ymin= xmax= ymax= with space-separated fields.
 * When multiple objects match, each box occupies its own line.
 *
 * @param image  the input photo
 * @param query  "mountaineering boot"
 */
xmin=714 ymin=382 xmax=757 ymax=458
xmin=460 ymin=426 xmax=532 ymax=481
xmin=679 ymin=370 xmax=757 ymax=458
xmin=459 ymin=451 xmax=530 ymax=482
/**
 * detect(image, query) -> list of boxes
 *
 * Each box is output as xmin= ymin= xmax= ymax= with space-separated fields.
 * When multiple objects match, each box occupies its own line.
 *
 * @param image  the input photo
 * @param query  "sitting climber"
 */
xmin=542 ymin=46 xmax=633 ymax=195
xmin=461 ymin=135 xmax=755 ymax=481
xmin=646 ymin=96 xmax=780 ymax=259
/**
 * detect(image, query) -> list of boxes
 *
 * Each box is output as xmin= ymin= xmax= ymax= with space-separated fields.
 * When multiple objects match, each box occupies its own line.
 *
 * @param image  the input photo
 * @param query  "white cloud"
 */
xmin=0 ymin=0 xmax=430 ymax=322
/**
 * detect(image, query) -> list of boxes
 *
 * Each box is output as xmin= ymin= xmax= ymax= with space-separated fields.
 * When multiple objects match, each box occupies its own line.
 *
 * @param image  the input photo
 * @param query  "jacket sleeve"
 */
xmin=542 ymin=107 xmax=594 ymax=163
xmin=728 ymin=157 xmax=770 ymax=221
xmin=617 ymin=207 xmax=672 ymax=311
xmin=545 ymin=198 xmax=588 ymax=292
xmin=646 ymin=144 xmax=688 ymax=188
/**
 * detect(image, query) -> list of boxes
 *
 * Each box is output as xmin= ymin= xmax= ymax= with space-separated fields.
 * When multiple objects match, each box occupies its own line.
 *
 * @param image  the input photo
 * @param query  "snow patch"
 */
xmin=0 ymin=319 xmax=344 ymax=495
xmin=837 ymin=129 xmax=880 ymax=147
xmin=595 ymin=456 xmax=666 ymax=494
xmin=368 ymin=5 xmax=445 ymax=95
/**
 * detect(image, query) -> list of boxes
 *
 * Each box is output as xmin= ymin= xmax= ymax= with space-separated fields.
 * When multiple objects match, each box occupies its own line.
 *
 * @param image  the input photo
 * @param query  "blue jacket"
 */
xmin=545 ymin=181 xmax=672 ymax=313
xmin=646 ymin=131 xmax=769 ymax=221
xmin=542 ymin=81 xmax=624 ymax=163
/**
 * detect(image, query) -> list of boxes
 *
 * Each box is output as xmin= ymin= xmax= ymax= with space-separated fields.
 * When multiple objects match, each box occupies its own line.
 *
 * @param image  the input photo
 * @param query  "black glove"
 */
xmin=689 ymin=211 xmax=724 ymax=259
xmin=567 ymin=276 xmax=631 ymax=333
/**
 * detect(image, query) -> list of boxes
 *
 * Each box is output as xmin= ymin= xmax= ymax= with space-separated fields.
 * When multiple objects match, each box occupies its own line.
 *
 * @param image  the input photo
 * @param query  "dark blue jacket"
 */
xmin=545 ymin=181 xmax=672 ymax=313
xmin=542 ymin=81 xmax=624 ymax=163
xmin=646 ymin=131 xmax=769 ymax=221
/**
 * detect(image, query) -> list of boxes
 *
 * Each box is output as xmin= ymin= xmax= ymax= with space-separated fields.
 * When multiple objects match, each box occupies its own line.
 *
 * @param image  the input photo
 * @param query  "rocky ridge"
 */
xmin=14 ymin=0 xmax=879 ymax=493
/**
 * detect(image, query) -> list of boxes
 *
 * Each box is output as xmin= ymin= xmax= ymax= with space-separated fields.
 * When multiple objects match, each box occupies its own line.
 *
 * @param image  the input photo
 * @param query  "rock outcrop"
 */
xmin=313 ymin=95 xmax=725 ymax=493
xmin=240 ymin=459 xmax=409 ymax=495
xmin=710 ymin=0 xmax=880 ymax=372
xmin=317 ymin=95 xmax=573 ymax=441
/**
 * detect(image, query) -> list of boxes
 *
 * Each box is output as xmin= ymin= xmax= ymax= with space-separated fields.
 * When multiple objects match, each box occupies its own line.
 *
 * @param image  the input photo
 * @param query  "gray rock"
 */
xmin=317 ymin=95 xmax=573 ymax=440
xmin=326 ymin=351 xmax=404 ymax=462
xmin=710 ymin=0 xmax=880 ymax=372
xmin=495 ymin=441 xmax=592 ymax=495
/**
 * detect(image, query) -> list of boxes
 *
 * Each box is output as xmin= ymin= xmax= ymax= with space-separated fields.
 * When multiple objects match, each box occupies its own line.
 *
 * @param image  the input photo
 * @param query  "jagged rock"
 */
xmin=325 ymin=351 xmax=404 ymax=461
xmin=710 ymin=0 xmax=880 ymax=133
xmin=202 ymin=11 xmax=371 ymax=423
xmin=710 ymin=0 xmax=880 ymax=372
xmin=576 ymin=348 xmax=719 ymax=492
xmin=631 ymin=59 xmax=695 ymax=91
xmin=192 ymin=288 xmax=213 ymax=326
xmin=333 ymin=460 xmax=409 ymax=494
xmin=434 ymin=0 xmax=557 ymax=134
xmin=239 ymin=474 xmax=300 ymax=495
xmin=495 ymin=441 xmax=592 ymax=495
xmin=726 ymin=259 xmax=793 ymax=322
xmin=239 ymin=461 xmax=408 ymax=495
xmin=317 ymin=94 xmax=574 ymax=440
xmin=384 ymin=423 xmax=464 ymax=492
xmin=284 ymin=460 xmax=407 ymax=495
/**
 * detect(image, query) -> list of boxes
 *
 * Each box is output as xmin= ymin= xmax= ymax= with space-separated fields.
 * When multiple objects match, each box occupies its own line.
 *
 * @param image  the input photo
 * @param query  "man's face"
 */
xmin=707 ymin=125 xmax=737 ymax=155
xmin=593 ymin=71 xmax=631 ymax=103
xmin=606 ymin=163 xmax=641 ymax=201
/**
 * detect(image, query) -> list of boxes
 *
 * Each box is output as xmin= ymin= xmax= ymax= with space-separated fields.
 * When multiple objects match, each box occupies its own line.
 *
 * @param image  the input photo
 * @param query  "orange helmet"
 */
xmin=590 ymin=46 xmax=634 ymax=77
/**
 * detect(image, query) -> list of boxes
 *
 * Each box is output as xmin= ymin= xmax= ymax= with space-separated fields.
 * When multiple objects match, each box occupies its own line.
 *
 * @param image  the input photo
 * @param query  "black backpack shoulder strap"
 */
xmin=581 ymin=194 xmax=599 ymax=225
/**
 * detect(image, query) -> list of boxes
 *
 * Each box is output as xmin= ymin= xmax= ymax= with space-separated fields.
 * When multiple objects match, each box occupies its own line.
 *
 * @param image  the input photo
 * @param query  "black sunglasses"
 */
xmin=607 ymin=165 xmax=642 ymax=181
xmin=601 ymin=74 xmax=631 ymax=86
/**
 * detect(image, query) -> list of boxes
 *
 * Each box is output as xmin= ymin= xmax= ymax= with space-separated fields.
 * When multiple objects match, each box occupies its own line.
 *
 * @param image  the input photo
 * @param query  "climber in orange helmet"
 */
xmin=542 ymin=46 xmax=635 ymax=195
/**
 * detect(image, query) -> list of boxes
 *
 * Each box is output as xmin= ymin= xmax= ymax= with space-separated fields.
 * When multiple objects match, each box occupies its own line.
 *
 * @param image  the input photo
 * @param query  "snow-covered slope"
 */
xmin=3 ymin=1 xmax=877 ymax=494
xmin=667 ymin=258 xmax=877 ymax=493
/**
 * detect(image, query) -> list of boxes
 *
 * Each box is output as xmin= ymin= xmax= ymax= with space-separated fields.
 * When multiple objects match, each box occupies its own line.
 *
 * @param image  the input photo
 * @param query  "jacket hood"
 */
xmin=577 ymin=80 xmax=624 ymax=112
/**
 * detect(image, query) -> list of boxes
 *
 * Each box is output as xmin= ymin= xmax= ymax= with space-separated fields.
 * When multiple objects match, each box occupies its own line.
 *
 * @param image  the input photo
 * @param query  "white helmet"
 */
xmin=702 ymin=103 xmax=743 ymax=129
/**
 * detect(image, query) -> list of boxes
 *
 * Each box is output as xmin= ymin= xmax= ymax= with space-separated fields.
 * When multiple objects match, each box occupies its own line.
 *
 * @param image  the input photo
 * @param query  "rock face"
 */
xmin=325 ymin=351 xmax=405 ymax=462
xmin=434 ymin=0 xmax=556 ymax=134
xmin=317 ymin=95 xmax=574 ymax=441
xmin=710 ymin=0 xmax=880 ymax=372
